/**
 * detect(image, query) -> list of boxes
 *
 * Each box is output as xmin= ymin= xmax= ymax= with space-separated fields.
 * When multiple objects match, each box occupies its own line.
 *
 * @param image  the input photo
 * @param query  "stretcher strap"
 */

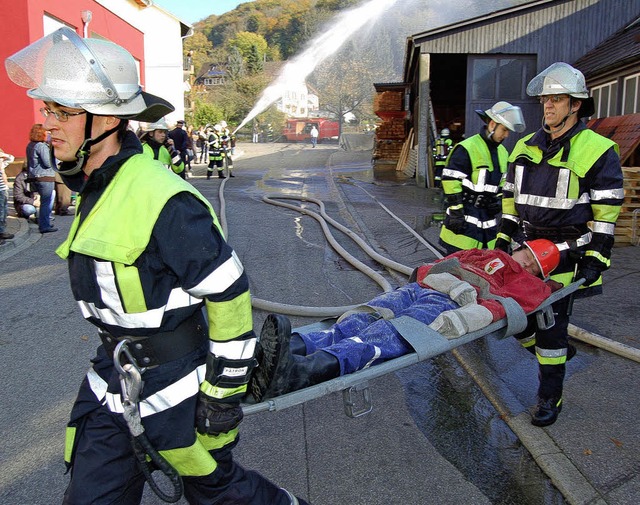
xmin=388 ymin=316 xmax=452 ymax=360
xmin=486 ymin=295 xmax=528 ymax=336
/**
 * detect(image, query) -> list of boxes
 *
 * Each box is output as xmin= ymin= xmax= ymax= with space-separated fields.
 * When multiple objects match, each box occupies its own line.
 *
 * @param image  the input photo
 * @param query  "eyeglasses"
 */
xmin=40 ymin=107 xmax=87 ymax=122
xmin=539 ymin=95 xmax=568 ymax=105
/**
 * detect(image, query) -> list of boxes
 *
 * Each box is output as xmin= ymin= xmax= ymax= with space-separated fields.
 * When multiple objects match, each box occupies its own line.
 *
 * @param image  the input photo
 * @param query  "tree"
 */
xmin=228 ymin=31 xmax=268 ymax=61
xmin=246 ymin=45 xmax=264 ymax=75
xmin=311 ymin=46 xmax=376 ymax=137
xmin=226 ymin=47 xmax=245 ymax=82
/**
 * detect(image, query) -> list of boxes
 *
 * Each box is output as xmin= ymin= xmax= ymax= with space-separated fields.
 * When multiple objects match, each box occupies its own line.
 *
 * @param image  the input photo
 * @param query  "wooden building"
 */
xmin=379 ymin=0 xmax=640 ymax=188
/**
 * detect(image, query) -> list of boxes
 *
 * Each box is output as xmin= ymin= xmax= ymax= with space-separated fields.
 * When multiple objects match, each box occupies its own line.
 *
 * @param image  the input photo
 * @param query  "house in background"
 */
xmin=0 ymin=0 xmax=190 ymax=169
xmin=195 ymin=64 xmax=227 ymax=87
xmin=376 ymin=0 xmax=640 ymax=188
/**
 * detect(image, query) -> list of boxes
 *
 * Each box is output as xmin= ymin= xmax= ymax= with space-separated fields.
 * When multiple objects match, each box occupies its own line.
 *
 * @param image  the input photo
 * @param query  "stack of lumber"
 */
xmin=614 ymin=167 xmax=640 ymax=246
xmin=374 ymin=91 xmax=403 ymax=111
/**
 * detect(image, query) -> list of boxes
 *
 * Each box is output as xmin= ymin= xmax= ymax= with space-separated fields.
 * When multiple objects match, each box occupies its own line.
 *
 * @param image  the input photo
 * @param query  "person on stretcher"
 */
xmin=248 ymin=239 xmax=560 ymax=403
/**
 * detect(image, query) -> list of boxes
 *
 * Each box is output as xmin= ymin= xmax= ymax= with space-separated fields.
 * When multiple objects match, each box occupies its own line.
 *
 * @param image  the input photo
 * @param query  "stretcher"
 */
xmin=242 ymin=281 xmax=583 ymax=417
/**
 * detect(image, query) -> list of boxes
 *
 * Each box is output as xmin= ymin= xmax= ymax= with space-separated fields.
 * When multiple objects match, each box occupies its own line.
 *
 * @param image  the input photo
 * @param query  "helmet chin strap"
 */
xmin=56 ymin=112 xmax=120 ymax=176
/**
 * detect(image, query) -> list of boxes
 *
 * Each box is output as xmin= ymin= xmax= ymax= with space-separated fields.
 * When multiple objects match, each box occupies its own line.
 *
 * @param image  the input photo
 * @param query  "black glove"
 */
xmin=195 ymin=394 xmax=243 ymax=435
xmin=445 ymin=207 xmax=466 ymax=234
xmin=494 ymin=237 xmax=511 ymax=253
xmin=576 ymin=256 xmax=603 ymax=287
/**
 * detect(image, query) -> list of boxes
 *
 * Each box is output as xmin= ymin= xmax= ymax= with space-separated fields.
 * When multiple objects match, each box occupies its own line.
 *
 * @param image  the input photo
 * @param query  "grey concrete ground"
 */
xmin=1 ymin=140 xmax=638 ymax=504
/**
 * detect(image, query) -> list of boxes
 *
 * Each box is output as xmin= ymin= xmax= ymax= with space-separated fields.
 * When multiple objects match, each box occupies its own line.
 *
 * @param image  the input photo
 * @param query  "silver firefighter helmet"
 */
xmin=5 ymin=27 xmax=174 ymax=122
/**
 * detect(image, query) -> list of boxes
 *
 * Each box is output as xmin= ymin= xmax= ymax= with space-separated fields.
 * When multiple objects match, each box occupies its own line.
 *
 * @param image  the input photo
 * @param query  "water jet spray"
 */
xmin=233 ymin=0 xmax=401 ymax=135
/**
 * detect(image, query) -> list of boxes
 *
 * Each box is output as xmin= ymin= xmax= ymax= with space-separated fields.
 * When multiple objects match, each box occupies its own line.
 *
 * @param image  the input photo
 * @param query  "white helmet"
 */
xmin=477 ymin=101 xmax=526 ymax=133
xmin=140 ymin=117 xmax=170 ymax=132
xmin=213 ymin=124 xmax=222 ymax=133
xmin=527 ymin=62 xmax=589 ymax=99
xmin=220 ymin=120 xmax=227 ymax=128
xmin=5 ymin=27 xmax=173 ymax=122
xmin=440 ymin=128 xmax=450 ymax=137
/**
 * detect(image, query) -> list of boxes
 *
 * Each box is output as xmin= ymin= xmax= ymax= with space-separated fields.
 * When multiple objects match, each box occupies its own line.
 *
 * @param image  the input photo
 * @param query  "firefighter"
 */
xmin=219 ymin=120 xmax=235 ymax=177
xmin=495 ymin=62 xmax=624 ymax=427
xmin=433 ymin=127 xmax=453 ymax=186
xmin=6 ymin=27 xmax=305 ymax=505
xmin=138 ymin=117 xmax=185 ymax=175
xmin=206 ymin=124 xmax=225 ymax=179
xmin=439 ymin=101 xmax=526 ymax=254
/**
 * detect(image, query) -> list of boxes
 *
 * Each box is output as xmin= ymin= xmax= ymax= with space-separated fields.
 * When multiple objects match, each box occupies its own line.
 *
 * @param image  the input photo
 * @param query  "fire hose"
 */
xmin=114 ymin=340 xmax=184 ymax=503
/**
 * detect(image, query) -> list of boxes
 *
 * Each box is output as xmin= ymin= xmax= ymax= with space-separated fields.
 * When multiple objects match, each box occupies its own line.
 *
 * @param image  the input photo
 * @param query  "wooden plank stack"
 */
xmin=614 ymin=167 xmax=640 ymax=246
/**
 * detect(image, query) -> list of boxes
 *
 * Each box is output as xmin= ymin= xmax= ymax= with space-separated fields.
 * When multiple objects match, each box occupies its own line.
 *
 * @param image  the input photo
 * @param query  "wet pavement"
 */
xmin=1 ymin=140 xmax=639 ymax=504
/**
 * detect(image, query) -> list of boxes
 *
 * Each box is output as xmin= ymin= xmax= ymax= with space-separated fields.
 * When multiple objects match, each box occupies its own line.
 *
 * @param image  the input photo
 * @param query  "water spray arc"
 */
xmin=233 ymin=0 xmax=401 ymax=135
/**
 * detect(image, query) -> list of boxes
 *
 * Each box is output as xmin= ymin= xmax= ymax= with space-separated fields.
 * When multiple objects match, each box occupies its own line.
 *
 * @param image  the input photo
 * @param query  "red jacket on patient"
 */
xmin=415 ymin=249 xmax=552 ymax=321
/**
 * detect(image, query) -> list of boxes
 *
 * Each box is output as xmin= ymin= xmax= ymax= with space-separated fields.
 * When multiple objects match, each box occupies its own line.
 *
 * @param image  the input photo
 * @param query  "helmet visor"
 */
xmin=5 ymin=27 xmax=174 ymax=121
xmin=527 ymin=62 xmax=589 ymax=99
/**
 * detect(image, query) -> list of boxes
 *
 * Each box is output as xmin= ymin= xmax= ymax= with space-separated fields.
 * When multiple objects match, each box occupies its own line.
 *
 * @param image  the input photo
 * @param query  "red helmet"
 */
xmin=524 ymin=239 xmax=560 ymax=278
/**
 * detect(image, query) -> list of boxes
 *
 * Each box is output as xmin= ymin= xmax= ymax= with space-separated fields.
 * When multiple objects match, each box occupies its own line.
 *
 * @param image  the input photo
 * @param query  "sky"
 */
xmin=152 ymin=0 xmax=255 ymax=24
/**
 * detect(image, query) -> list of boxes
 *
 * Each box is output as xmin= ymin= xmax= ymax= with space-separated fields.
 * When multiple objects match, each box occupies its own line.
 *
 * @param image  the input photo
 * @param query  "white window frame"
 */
xmin=622 ymin=73 xmax=640 ymax=114
xmin=591 ymin=80 xmax=617 ymax=118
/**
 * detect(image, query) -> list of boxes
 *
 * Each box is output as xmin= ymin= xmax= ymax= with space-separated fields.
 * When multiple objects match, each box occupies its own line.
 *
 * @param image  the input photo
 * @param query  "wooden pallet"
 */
xmin=615 ymin=167 xmax=640 ymax=246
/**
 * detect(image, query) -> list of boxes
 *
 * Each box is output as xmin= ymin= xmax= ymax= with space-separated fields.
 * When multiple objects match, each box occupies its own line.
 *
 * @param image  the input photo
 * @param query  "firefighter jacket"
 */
xmin=57 ymin=132 xmax=256 ymax=475
xmin=207 ymin=133 xmax=223 ymax=160
xmin=439 ymin=131 xmax=509 ymax=251
xmin=141 ymin=140 xmax=184 ymax=174
xmin=497 ymin=121 xmax=624 ymax=295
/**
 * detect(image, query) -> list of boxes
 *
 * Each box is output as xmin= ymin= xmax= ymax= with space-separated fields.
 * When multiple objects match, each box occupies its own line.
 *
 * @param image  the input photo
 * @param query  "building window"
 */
xmin=591 ymin=81 xmax=618 ymax=118
xmin=623 ymin=73 xmax=640 ymax=114
xmin=471 ymin=56 xmax=536 ymax=101
xmin=204 ymin=77 xmax=224 ymax=86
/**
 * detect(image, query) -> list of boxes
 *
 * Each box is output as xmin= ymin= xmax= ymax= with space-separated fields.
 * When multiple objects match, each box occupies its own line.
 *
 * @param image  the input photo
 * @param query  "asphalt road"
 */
xmin=1 ymin=141 xmax=638 ymax=504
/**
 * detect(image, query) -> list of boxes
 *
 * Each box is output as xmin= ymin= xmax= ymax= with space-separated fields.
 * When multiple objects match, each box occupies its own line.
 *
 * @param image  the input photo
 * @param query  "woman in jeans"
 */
xmin=26 ymin=124 xmax=57 ymax=233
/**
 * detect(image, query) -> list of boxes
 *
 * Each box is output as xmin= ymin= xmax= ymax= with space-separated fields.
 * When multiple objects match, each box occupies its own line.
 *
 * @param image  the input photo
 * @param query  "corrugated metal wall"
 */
xmin=414 ymin=0 xmax=640 ymax=71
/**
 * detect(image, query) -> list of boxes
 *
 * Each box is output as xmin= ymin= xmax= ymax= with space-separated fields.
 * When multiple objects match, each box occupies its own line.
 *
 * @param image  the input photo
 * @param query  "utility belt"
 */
xmin=34 ymin=176 xmax=56 ymax=183
xmin=99 ymin=312 xmax=208 ymax=368
xmin=523 ymin=221 xmax=592 ymax=249
xmin=462 ymin=192 xmax=499 ymax=209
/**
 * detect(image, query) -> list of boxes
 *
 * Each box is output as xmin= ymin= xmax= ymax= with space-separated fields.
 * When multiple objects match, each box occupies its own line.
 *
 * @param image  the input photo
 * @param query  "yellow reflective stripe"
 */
xmin=502 ymin=196 xmax=516 ymax=215
xmin=585 ymin=250 xmax=610 ymax=267
xmin=113 ymin=262 xmax=147 ymax=313
xmin=200 ymin=380 xmax=246 ymax=400
xmin=442 ymin=179 xmax=462 ymax=194
xmin=496 ymin=232 xmax=511 ymax=242
xmin=439 ymin=226 xmax=481 ymax=249
xmin=549 ymin=271 xmax=574 ymax=287
xmin=64 ymin=426 xmax=76 ymax=464
xmin=536 ymin=353 xmax=567 ymax=366
xmin=158 ymin=430 xmax=238 ymax=477
xmin=206 ymin=291 xmax=253 ymax=342
xmin=592 ymin=203 xmax=621 ymax=224
xmin=519 ymin=335 xmax=536 ymax=349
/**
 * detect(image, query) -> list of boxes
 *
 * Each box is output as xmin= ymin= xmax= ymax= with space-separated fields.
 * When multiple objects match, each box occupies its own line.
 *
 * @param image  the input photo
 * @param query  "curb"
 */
xmin=453 ymin=345 xmax=608 ymax=505
xmin=0 ymin=215 xmax=40 ymax=262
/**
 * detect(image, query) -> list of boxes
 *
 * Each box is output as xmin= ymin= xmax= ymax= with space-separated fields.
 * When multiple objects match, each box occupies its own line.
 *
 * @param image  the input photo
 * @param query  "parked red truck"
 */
xmin=282 ymin=118 xmax=339 ymax=143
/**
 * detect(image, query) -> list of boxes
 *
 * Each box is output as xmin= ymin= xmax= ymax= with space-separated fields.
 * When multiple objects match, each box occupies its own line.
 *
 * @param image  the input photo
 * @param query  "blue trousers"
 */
xmin=300 ymin=284 xmax=458 ymax=374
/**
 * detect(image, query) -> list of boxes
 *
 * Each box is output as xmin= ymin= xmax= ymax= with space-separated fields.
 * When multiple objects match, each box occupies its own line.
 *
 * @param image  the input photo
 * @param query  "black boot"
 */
xmin=248 ymin=314 xmax=340 ymax=402
xmin=218 ymin=171 xmax=226 ymax=179
xmin=290 ymin=333 xmax=307 ymax=355
xmin=531 ymin=397 xmax=563 ymax=427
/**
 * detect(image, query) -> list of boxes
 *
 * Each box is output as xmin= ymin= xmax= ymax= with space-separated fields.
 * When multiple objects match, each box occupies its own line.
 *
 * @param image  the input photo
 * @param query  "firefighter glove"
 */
xmin=576 ymin=256 xmax=602 ymax=287
xmin=195 ymin=393 xmax=243 ymax=435
xmin=445 ymin=207 xmax=466 ymax=234
xmin=494 ymin=237 xmax=511 ymax=253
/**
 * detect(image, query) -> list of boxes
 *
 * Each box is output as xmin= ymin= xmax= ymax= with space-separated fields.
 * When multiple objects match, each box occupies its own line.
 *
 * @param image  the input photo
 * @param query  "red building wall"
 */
xmin=1 ymin=0 xmax=144 ymax=164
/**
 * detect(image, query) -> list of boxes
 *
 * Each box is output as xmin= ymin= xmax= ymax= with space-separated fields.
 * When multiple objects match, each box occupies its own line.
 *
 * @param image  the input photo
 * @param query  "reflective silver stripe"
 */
xmin=465 ymin=215 xmax=499 ymax=229
xmin=94 ymin=261 xmax=124 ymax=313
xmin=78 ymin=287 xmax=201 ymax=329
xmin=554 ymin=231 xmax=592 ymax=252
xmin=591 ymin=188 xmax=624 ymax=200
xmin=535 ymin=346 xmax=567 ymax=358
xmin=556 ymin=167 xmax=571 ymax=199
xmin=519 ymin=334 xmax=536 ymax=345
xmin=514 ymin=192 xmax=590 ymax=209
xmin=350 ymin=336 xmax=381 ymax=369
xmin=187 ymin=251 xmax=244 ymax=298
xmin=209 ymin=338 xmax=257 ymax=360
xmin=503 ymin=181 xmax=515 ymax=192
xmin=459 ymin=168 xmax=500 ymax=194
xmin=592 ymin=221 xmax=615 ymax=235
xmin=92 ymin=364 xmax=207 ymax=417
xmin=442 ymin=168 xmax=465 ymax=179
xmin=502 ymin=214 xmax=519 ymax=224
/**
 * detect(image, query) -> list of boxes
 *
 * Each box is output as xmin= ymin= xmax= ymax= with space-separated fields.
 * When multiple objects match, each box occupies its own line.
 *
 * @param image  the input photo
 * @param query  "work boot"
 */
xmin=248 ymin=314 xmax=340 ymax=402
xmin=218 ymin=172 xmax=226 ymax=179
xmin=531 ymin=397 xmax=563 ymax=427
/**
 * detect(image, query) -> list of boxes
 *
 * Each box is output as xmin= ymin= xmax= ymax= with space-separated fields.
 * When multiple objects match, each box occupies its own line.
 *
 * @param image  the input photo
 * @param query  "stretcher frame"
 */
xmin=242 ymin=281 xmax=583 ymax=417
